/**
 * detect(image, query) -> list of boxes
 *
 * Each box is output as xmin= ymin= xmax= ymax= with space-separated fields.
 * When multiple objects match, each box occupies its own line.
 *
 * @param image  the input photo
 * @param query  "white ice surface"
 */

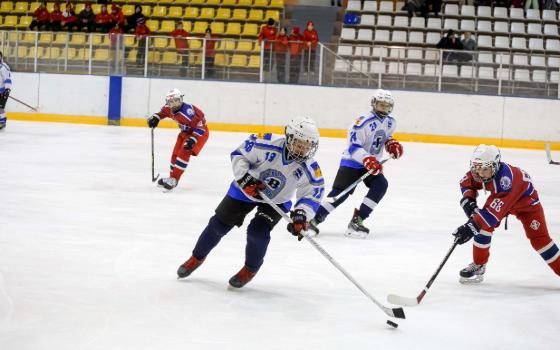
xmin=1 ymin=121 xmax=559 ymax=350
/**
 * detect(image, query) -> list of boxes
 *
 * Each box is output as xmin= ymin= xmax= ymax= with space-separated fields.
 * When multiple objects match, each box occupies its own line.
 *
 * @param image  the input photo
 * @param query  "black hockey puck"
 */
xmin=386 ymin=320 xmax=398 ymax=328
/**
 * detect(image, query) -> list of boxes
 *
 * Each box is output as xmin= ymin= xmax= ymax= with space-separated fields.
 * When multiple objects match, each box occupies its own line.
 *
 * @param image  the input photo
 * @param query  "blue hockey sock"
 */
xmin=192 ymin=216 xmax=234 ymax=260
xmin=244 ymin=216 xmax=272 ymax=271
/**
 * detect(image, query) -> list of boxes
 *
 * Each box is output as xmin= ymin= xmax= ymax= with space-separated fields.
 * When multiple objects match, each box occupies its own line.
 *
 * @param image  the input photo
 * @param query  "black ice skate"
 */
xmin=459 ymin=262 xmax=486 ymax=284
xmin=308 ymin=218 xmax=320 ymax=236
xmin=0 ymin=122 xmax=5 ymax=131
xmin=177 ymin=256 xmax=205 ymax=279
xmin=157 ymin=177 xmax=178 ymax=191
xmin=228 ymin=266 xmax=258 ymax=288
xmin=345 ymin=208 xmax=370 ymax=239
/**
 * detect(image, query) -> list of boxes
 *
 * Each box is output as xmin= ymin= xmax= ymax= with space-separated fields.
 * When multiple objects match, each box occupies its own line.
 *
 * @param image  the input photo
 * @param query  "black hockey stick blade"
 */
xmin=390 ymin=307 xmax=406 ymax=319
xmin=545 ymin=144 xmax=560 ymax=165
xmin=152 ymin=173 xmax=160 ymax=182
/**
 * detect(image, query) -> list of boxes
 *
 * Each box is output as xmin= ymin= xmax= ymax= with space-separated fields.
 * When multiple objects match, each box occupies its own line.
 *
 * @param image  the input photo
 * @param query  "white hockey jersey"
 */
xmin=340 ymin=112 xmax=397 ymax=169
xmin=227 ymin=133 xmax=325 ymax=219
xmin=0 ymin=61 xmax=12 ymax=94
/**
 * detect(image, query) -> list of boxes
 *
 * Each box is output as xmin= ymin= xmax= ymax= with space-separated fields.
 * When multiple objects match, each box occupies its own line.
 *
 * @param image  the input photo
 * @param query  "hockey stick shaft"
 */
xmin=545 ymin=144 xmax=560 ymax=165
xmin=8 ymin=95 xmax=38 ymax=112
xmin=331 ymin=158 xmax=391 ymax=202
xmin=259 ymin=192 xmax=405 ymax=319
xmin=150 ymin=128 xmax=159 ymax=182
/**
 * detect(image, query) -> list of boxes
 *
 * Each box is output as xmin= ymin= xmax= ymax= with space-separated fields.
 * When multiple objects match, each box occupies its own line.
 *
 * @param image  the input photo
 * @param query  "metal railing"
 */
xmin=1 ymin=30 xmax=559 ymax=99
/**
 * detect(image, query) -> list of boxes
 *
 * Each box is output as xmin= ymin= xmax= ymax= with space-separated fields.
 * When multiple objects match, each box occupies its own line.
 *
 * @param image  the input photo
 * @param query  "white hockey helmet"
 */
xmin=165 ymin=88 xmax=184 ymax=111
xmin=285 ymin=116 xmax=320 ymax=162
xmin=470 ymin=144 xmax=501 ymax=182
xmin=371 ymin=89 xmax=394 ymax=117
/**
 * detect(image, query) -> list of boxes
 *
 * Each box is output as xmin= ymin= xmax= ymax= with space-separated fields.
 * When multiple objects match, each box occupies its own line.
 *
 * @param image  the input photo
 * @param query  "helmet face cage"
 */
xmin=470 ymin=145 xmax=501 ymax=182
xmin=285 ymin=118 xmax=319 ymax=163
xmin=165 ymin=89 xmax=184 ymax=111
xmin=371 ymin=90 xmax=394 ymax=117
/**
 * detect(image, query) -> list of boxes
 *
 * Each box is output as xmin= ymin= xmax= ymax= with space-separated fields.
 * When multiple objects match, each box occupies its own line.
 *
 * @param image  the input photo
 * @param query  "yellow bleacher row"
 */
xmin=6 ymin=44 xmax=262 ymax=68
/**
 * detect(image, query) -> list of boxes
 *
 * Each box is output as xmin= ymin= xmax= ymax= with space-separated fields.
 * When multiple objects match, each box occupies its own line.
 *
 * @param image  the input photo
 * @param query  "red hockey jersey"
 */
xmin=460 ymin=162 xmax=540 ymax=232
xmin=156 ymin=103 xmax=207 ymax=139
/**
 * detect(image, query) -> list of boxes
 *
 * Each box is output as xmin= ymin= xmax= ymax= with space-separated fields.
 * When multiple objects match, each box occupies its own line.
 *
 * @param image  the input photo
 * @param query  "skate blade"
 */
xmin=344 ymin=230 xmax=368 ymax=239
xmin=459 ymin=275 xmax=484 ymax=284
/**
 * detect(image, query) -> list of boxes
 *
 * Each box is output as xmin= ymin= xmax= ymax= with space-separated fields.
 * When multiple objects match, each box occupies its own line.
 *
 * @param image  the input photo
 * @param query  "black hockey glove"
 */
xmin=237 ymin=173 xmax=266 ymax=199
xmin=147 ymin=114 xmax=160 ymax=128
xmin=0 ymin=88 xmax=9 ymax=109
xmin=460 ymin=197 xmax=479 ymax=218
xmin=453 ymin=219 xmax=480 ymax=245
xmin=287 ymin=209 xmax=308 ymax=241
xmin=184 ymin=136 xmax=197 ymax=151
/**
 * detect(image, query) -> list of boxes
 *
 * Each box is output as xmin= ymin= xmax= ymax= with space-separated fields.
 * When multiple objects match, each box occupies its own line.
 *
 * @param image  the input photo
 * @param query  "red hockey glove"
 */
xmin=385 ymin=139 xmax=403 ymax=159
xmin=184 ymin=136 xmax=197 ymax=150
xmin=287 ymin=209 xmax=308 ymax=241
xmin=237 ymin=173 xmax=266 ymax=199
xmin=362 ymin=156 xmax=382 ymax=175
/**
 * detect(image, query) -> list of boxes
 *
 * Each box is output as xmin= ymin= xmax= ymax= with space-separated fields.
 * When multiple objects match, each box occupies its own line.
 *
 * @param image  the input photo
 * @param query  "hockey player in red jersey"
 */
xmin=453 ymin=144 xmax=560 ymax=283
xmin=147 ymin=88 xmax=209 ymax=190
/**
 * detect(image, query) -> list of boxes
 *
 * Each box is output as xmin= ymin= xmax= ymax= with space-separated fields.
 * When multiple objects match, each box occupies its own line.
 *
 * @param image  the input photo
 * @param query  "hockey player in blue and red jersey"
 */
xmin=308 ymin=89 xmax=403 ymax=238
xmin=147 ymin=88 xmax=209 ymax=190
xmin=0 ymin=51 xmax=12 ymax=131
xmin=453 ymin=144 xmax=560 ymax=283
xmin=177 ymin=117 xmax=324 ymax=288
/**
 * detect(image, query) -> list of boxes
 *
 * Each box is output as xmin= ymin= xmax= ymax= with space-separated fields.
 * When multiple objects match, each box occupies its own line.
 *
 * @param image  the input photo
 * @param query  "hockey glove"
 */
xmin=362 ymin=156 xmax=382 ymax=175
xmin=147 ymin=114 xmax=160 ymax=128
xmin=460 ymin=197 xmax=479 ymax=218
xmin=453 ymin=219 xmax=480 ymax=245
xmin=0 ymin=88 xmax=9 ymax=108
xmin=287 ymin=209 xmax=308 ymax=241
xmin=237 ymin=173 xmax=266 ymax=199
xmin=385 ymin=139 xmax=403 ymax=159
xmin=184 ymin=136 xmax=197 ymax=150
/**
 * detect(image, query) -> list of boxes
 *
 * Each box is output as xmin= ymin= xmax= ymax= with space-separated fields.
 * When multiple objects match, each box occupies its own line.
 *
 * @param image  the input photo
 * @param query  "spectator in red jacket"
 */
xmin=49 ymin=2 xmax=64 ymax=31
xmin=135 ymin=17 xmax=151 ymax=66
xmin=108 ymin=22 xmax=124 ymax=48
xmin=204 ymin=28 xmax=216 ymax=78
xmin=30 ymin=1 xmax=50 ymax=31
xmin=95 ymin=4 xmax=113 ymax=33
xmin=288 ymin=26 xmax=303 ymax=84
xmin=274 ymin=27 xmax=289 ymax=83
xmin=257 ymin=18 xmax=278 ymax=72
xmin=170 ymin=22 xmax=190 ymax=76
xmin=61 ymin=2 xmax=79 ymax=31
xmin=302 ymin=21 xmax=319 ymax=73
xmin=110 ymin=4 xmax=125 ymax=28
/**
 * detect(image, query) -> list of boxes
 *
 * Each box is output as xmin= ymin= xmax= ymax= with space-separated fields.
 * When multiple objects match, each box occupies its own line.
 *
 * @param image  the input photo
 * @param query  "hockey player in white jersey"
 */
xmin=177 ymin=117 xmax=324 ymax=288
xmin=0 ymin=52 xmax=12 ymax=131
xmin=308 ymin=89 xmax=404 ymax=238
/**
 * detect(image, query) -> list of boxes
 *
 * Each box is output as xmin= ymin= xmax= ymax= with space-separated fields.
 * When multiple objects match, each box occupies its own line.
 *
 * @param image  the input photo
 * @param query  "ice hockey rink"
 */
xmin=1 ymin=120 xmax=559 ymax=350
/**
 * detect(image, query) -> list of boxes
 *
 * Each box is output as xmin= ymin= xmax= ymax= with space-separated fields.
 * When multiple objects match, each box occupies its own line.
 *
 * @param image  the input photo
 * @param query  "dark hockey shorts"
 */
xmin=214 ymin=195 xmax=284 ymax=229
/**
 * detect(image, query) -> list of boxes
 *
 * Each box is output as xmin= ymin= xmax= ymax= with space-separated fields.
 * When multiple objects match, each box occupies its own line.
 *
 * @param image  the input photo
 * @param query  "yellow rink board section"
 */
xmin=7 ymin=112 xmax=560 ymax=151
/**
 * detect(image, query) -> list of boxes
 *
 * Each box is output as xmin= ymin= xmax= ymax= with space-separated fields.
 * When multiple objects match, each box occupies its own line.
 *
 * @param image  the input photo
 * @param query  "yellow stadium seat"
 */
xmin=122 ymin=5 xmax=135 ymax=16
xmin=146 ymin=20 xmax=159 ymax=32
xmin=124 ymin=36 xmax=136 ymax=47
xmin=93 ymin=49 xmax=110 ymax=61
xmin=128 ymin=0 xmax=142 ymax=4
xmin=207 ymin=0 xmax=222 ymax=5
xmin=210 ymin=22 xmax=225 ymax=35
xmin=160 ymin=20 xmax=175 ymax=33
xmin=225 ymin=22 xmax=241 ymax=35
xmin=174 ymin=0 xmax=190 ymax=4
xmin=76 ymin=48 xmax=90 ymax=60
xmin=161 ymin=51 xmax=179 ymax=64
xmin=0 ymin=2 xmax=14 ymax=12
xmin=269 ymin=0 xmax=284 ymax=8
xmin=230 ymin=54 xmax=247 ymax=67
xmin=127 ymin=49 xmax=137 ymax=63
xmin=92 ymin=4 xmax=102 ymax=14
xmin=15 ymin=46 xmax=28 ymax=59
xmin=141 ymin=5 xmax=151 ymax=16
xmin=152 ymin=6 xmax=167 ymax=17
xmin=232 ymin=9 xmax=247 ymax=20
xmin=253 ymin=42 xmax=261 ymax=52
xmin=199 ymin=8 xmax=215 ymax=19
xmin=242 ymin=23 xmax=258 ymax=36
xmin=17 ymin=16 xmax=33 ymax=29
xmin=265 ymin=10 xmax=280 ymax=22
xmin=190 ymin=0 xmax=206 ymax=5
xmin=188 ymin=39 xmax=202 ymax=49
xmin=21 ymin=32 xmax=37 ymax=44
xmin=49 ymin=47 xmax=62 ymax=59
xmin=248 ymin=55 xmax=260 ymax=68
xmin=237 ymin=0 xmax=252 ymax=6
xmin=214 ymin=53 xmax=228 ymax=66
xmin=2 ymin=16 xmax=18 ymax=28
xmin=159 ymin=0 xmax=174 ymax=4
xmin=222 ymin=0 xmax=237 ymax=5
xmin=168 ymin=6 xmax=183 ymax=18
xmin=192 ymin=21 xmax=208 ymax=34
xmin=189 ymin=53 xmax=202 ymax=65
xmin=216 ymin=8 xmax=231 ymax=20
xmin=236 ymin=41 xmax=253 ymax=52
xmin=184 ymin=7 xmax=199 ymax=19
xmin=254 ymin=0 xmax=269 ymax=6
xmin=181 ymin=21 xmax=193 ymax=32
xmin=30 ymin=2 xmax=41 ymax=12
xmin=154 ymin=37 xmax=169 ymax=48
xmin=54 ymin=33 xmax=70 ymax=44
xmin=64 ymin=48 xmax=77 ymax=60
xmin=92 ymin=34 xmax=109 ymax=46
xmin=148 ymin=51 xmax=161 ymax=63
xmin=39 ymin=33 xmax=54 ymax=44
xmin=75 ymin=4 xmax=85 ymax=13
xmin=71 ymin=34 xmax=88 ymax=45
xmin=248 ymin=9 xmax=263 ymax=21
xmin=14 ymin=2 xmax=28 ymax=13
xmin=217 ymin=39 xmax=235 ymax=51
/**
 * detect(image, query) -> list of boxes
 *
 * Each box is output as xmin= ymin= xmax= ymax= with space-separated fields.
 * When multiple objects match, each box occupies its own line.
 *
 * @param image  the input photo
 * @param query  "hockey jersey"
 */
xmin=340 ymin=112 xmax=397 ymax=169
xmin=228 ymin=133 xmax=325 ymax=219
xmin=156 ymin=103 xmax=207 ymax=138
xmin=460 ymin=162 xmax=540 ymax=232
xmin=0 ymin=62 xmax=12 ymax=93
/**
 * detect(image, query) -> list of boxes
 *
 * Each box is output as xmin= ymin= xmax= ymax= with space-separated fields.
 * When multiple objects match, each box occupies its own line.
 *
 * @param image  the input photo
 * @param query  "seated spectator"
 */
xmin=134 ymin=17 xmax=150 ymax=66
xmin=108 ymin=22 xmax=124 ymax=48
xmin=511 ymin=0 xmax=524 ymax=7
xmin=49 ymin=3 xmax=64 ymax=31
xmin=459 ymin=31 xmax=477 ymax=62
xmin=110 ymin=4 xmax=125 ymax=29
xmin=125 ymin=5 xmax=145 ymax=33
xmin=436 ymin=29 xmax=464 ymax=62
xmin=29 ymin=1 xmax=50 ymax=31
xmin=78 ymin=2 xmax=96 ymax=32
xmin=61 ymin=2 xmax=79 ymax=31
xmin=403 ymin=0 xmax=426 ymax=18
xmin=170 ymin=22 xmax=190 ymax=76
xmin=95 ymin=4 xmax=113 ymax=33
xmin=425 ymin=0 xmax=441 ymax=17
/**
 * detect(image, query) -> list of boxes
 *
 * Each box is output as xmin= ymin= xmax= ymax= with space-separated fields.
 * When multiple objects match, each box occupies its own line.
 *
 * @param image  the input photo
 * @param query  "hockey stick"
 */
xmin=330 ymin=157 xmax=391 ymax=202
xmin=151 ymin=128 xmax=160 ymax=182
xmin=259 ymin=191 xmax=405 ymax=320
xmin=8 ymin=95 xmax=38 ymax=112
xmin=387 ymin=240 xmax=458 ymax=307
xmin=545 ymin=144 xmax=560 ymax=165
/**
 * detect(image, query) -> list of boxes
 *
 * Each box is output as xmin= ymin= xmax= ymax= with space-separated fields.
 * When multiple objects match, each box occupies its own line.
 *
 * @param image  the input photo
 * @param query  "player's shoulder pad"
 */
xmin=300 ymin=160 xmax=324 ymax=185
xmin=180 ymin=103 xmax=199 ymax=119
xmin=494 ymin=162 xmax=515 ymax=193
xmin=352 ymin=113 xmax=379 ymax=130
xmin=250 ymin=133 xmax=283 ymax=152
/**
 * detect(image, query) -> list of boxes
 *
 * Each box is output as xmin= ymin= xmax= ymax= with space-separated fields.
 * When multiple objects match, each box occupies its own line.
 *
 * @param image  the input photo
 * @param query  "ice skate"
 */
xmin=228 ymin=266 xmax=258 ymax=288
xmin=157 ymin=177 xmax=178 ymax=191
xmin=308 ymin=218 xmax=320 ymax=236
xmin=459 ymin=262 xmax=486 ymax=284
xmin=344 ymin=209 xmax=370 ymax=239
xmin=0 ymin=122 xmax=5 ymax=131
xmin=177 ymin=256 xmax=204 ymax=279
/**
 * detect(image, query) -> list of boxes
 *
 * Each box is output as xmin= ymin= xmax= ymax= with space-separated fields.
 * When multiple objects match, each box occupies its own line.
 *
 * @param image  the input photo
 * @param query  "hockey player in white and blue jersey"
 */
xmin=177 ymin=117 xmax=325 ymax=288
xmin=0 ymin=52 xmax=12 ymax=130
xmin=309 ymin=89 xmax=404 ymax=238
